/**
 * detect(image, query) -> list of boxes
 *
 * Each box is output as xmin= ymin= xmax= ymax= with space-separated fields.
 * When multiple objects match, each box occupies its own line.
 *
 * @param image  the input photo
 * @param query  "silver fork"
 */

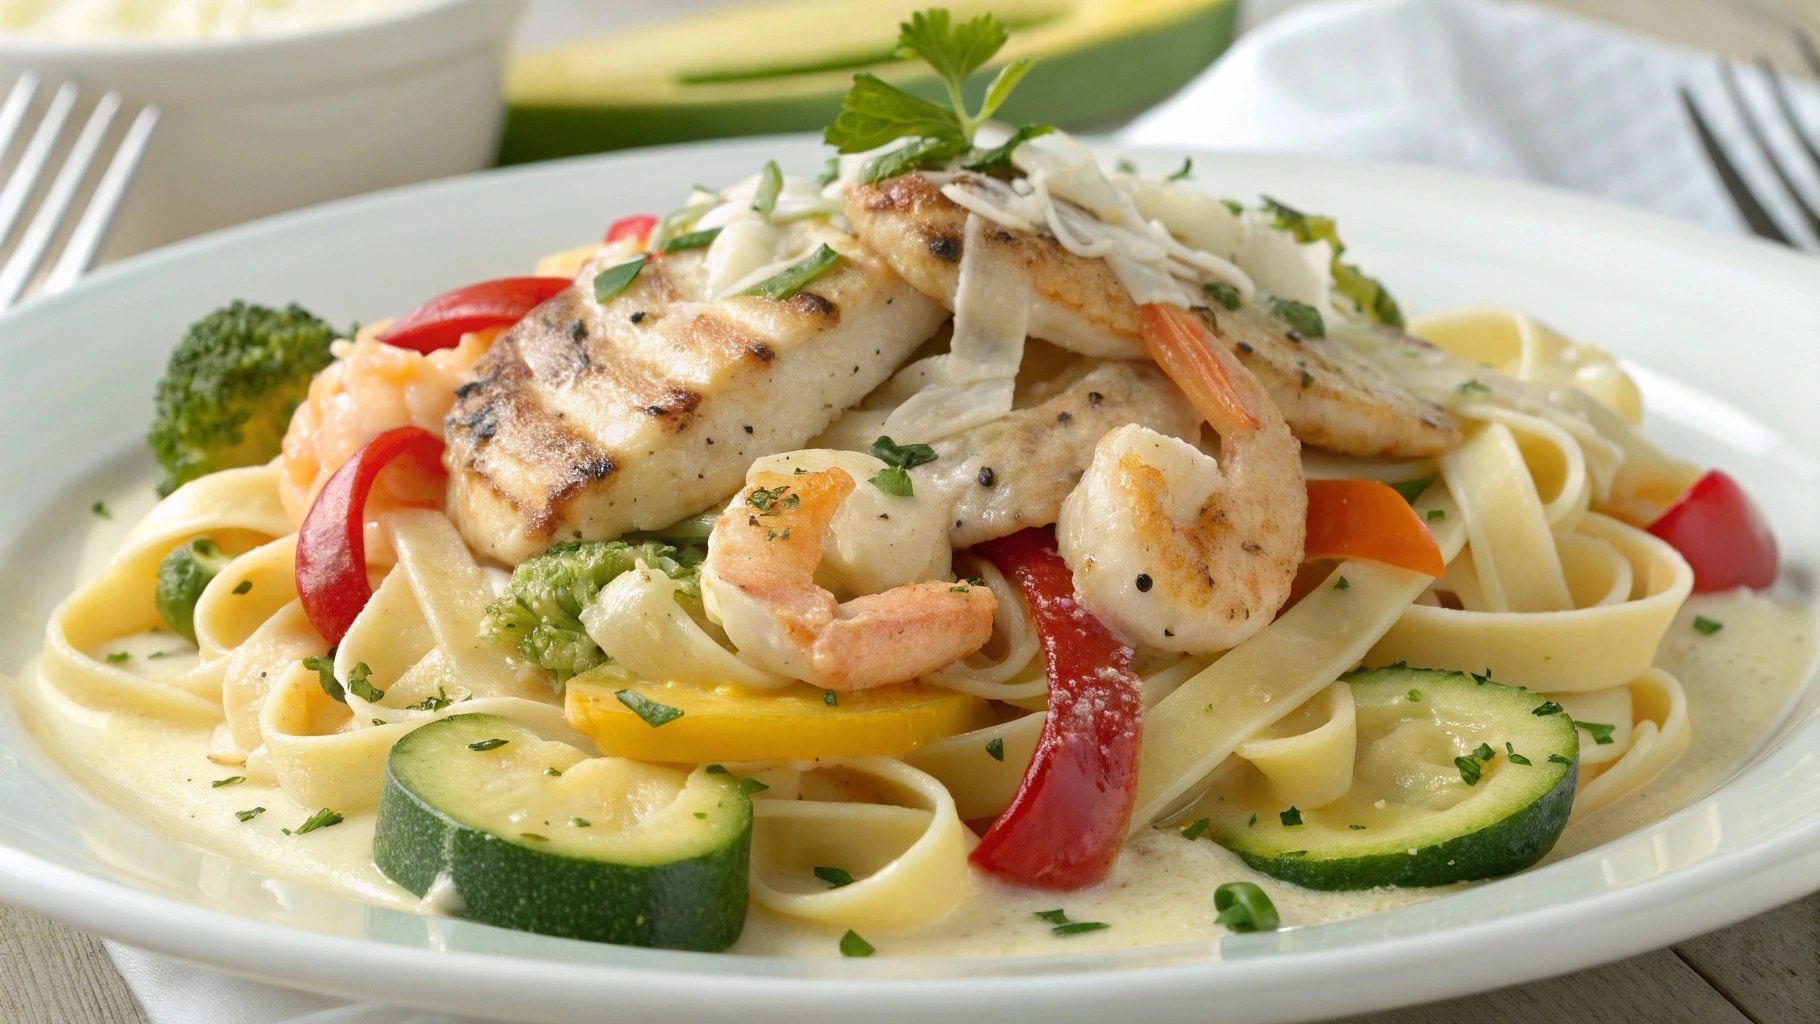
xmin=0 ymin=73 xmax=158 ymax=312
xmin=1680 ymin=31 xmax=1820 ymax=250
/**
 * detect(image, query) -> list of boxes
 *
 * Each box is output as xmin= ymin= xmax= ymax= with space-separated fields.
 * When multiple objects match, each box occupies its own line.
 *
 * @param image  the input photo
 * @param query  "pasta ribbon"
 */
xmin=1411 ymin=307 xmax=1642 ymax=424
xmin=1367 ymin=513 xmax=1692 ymax=693
xmin=1232 ymin=682 xmax=1356 ymax=810
xmin=581 ymin=564 xmax=790 ymax=689
xmin=254 ymin=508 xmax=575 ymax=809
xmin=1564 ymin=669 xmax=1691 ymax=823
xmin=43 ymin=464 xmax=293 ymax=722
xmin=923 ymin=556 xmax=1046 ymax=702
xmin=747 ymin=757 xmax=970 ymax=932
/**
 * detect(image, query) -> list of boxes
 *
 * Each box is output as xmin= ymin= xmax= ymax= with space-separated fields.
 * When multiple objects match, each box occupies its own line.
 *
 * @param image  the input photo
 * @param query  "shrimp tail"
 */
xmin=1137 ymin=302 xmax=1260 ymax=434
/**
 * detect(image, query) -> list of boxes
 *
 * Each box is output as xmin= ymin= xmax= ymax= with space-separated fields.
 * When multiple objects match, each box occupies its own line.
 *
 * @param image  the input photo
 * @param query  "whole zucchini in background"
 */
xmin=375 ymin=714 xmax=751 ymax=951
xmin=500 ymin=0 xmax=1239 ymax=163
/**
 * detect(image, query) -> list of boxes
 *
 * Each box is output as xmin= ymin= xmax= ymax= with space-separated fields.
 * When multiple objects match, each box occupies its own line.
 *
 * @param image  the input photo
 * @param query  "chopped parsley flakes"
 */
xmin=1214 ymin=881 xmax=1279 ymax=933
xmin=1454 ymin=755 xmax=1483 ymax=786
xmin=287 ymin=807 xmax=343 ymax=836
xmin=839 ymin=929 xmax=875 ymax=957
xmin=814 ymin=866 xmax=855 ymax=889
xmin=1576 ymin=720 xmax=1617 ymax=745
xmin=616 ymin=689 xmax=685 ymax=727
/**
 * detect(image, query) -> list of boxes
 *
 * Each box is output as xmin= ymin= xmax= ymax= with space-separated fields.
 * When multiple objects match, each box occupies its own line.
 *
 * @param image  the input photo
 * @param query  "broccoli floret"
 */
xmin=484 ymin=539 xmax=705 ymax=685
xmin=156 ymin=537 xmax=233 ymax=643
xmin=148 ymin=301 xmax=339 ymax=496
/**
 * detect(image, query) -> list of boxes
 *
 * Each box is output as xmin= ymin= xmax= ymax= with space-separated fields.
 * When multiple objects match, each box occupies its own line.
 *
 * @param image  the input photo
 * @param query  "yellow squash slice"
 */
xmin=566 ymin=673 xmax=995 ymax=763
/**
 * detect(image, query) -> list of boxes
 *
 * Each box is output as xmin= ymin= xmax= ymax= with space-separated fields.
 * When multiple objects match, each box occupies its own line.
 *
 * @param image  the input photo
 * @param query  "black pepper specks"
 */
xmin=1236 ymin=341 xmax=1254 ymax=354
xmin=1135 ymin=574 xmax=1153 ymax=593
xmin=1285 ymin=330 xmax=1303 ymax=343
xmin=977 ymin=466 xmax=995 ymax=487
xmin=567 ymin=319 xmax=587 ymax=341
xmin=744 ymin=425 xmax=754 ymax=434
xmin=928 ymin=236 xmax=961 ymax=261
xmin=1057 ymin=411 xmax=1073 ymax=425
xmin=1242 ymin=541 xmax=1262 ymax=554
xmin=1088 ymin=392 xmax=1104 ymax=407
xmin=1300 ymin=369 xmax=1314 ymax=389
xmin=629 ymin=311 xmax=646 ymax=324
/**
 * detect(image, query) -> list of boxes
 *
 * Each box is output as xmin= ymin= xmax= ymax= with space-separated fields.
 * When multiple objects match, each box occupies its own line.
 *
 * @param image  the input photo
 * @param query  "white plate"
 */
xmin=0 ymin=136 xmax=1816 ymax=1024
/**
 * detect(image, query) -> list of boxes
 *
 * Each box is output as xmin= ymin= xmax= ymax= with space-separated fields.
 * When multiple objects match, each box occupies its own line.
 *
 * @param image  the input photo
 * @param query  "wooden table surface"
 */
xmin=4 ymin=0 xmax=1818 ymax=1021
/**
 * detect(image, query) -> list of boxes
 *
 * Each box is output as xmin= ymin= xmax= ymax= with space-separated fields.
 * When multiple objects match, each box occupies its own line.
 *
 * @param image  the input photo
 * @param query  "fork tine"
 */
xmin=0 ymin=81 xmax=76 ymax=249
xmin=1798 ymin=30 xmax=1820 ymax=77
xmin=1680 ymin=86 xmax=1793 ymax=244
xmin=1717 ymin=60 xmax=1820 ymax=240
xmin=0 ymin=73 xmax=40 ymax=165
xmin=1759 ymin=57 xmax=1820 ymax=176
xmin=0 ymin=91 xmax=120 ymax=311
xmin=40 ymin=103 xmax=158 ymax=298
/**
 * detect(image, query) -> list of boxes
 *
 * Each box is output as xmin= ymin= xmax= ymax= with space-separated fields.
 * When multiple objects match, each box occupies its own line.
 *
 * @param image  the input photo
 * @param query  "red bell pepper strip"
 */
xmin=295 ymin=426 xmax=447 ymax=645
xmin=1647 ymin=470 xmax=1778 ymax=592
xmin=1305 ymin=479 xmax=1447 ymax=577
xmin=605 ymin=214 xmax=658 ymax=246
xmin=972 ymin=527 xmax=1143 ymax=890
xmin=375 ymin=277 xmax=570 ymax=354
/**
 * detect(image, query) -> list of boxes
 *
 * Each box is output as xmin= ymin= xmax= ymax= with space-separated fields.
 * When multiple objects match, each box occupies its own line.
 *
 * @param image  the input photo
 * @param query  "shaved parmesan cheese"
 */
xmin=705 ymin=218 xmax=782 ymax=297
xmin=1126 ymin=179 xmax=1244 ymax=257
xmin=1235 ymin=210 xmax=1335 ymax=318
xmin=882 ymin=377 xmax=1016 ymax=443
xmin=948 ymin=214 xmax=1030 ymax=384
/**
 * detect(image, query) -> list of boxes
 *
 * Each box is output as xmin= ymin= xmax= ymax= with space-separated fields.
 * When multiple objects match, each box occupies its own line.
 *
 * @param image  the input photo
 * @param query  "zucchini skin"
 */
xmin=374 ymin=720 xmax=750 ymax=951
xmin=1229 ymin=760 xmax=1577 ymax=890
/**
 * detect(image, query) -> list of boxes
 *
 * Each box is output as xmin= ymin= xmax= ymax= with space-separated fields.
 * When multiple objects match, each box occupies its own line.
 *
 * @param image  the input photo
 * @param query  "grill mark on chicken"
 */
xmin=445 ymin=220 xmax=948 ymax=563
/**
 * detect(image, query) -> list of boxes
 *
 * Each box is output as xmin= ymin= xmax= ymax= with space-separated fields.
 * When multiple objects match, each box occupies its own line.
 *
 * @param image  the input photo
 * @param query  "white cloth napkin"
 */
xmin=103 ymin=2 xmax=1819 ymax=1022
xmin=1122 ymin=0 xmax=1820 ymax=244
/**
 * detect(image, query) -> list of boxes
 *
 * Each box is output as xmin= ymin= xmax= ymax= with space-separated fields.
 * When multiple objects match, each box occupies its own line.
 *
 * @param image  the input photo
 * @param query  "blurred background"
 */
xmin=0 ymin=0 xmax=1812 ymax=277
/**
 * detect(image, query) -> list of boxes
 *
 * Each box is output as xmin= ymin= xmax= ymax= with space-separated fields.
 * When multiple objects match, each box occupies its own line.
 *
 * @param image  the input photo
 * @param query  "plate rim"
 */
xmin=2 ymin=133 xmax=1817 ymax=1022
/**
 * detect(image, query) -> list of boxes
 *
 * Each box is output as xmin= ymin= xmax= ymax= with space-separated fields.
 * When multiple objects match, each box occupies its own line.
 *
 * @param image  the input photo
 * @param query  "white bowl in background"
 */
xmin=0 ymin=0 xmax=528 ymax=259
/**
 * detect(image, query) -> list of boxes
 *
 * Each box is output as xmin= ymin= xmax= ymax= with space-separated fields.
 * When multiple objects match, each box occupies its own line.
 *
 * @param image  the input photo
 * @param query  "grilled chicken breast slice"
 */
xmin=1205 ymin=303 xmax=1463 ymax=460
xmin=444 ymin=220 xmax=948 ymax=564
xmin=912 ymin=360 xmax=1200 ymax=547
xmin=844 ymin=172 xmax=1148 ymax=360
xmin=846 ymin=172 xmax=1461 ymax=460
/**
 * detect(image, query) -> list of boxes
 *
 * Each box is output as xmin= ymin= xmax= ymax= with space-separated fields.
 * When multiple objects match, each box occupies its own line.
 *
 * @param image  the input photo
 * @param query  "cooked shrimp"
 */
xmin=279 ymin=324 xmax=497 ymax=523
xmin=1057 ymin=305 xmax=1305 ymax=653
xmin=701 ymin=466 xmax=996 ymax=691
xmin=845 ymin=172 xmax=1462 ymax=460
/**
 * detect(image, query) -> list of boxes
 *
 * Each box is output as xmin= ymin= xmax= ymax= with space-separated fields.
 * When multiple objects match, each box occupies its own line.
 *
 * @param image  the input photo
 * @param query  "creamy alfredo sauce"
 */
xmin=11 ymin=475 xmax=1814 ymax=958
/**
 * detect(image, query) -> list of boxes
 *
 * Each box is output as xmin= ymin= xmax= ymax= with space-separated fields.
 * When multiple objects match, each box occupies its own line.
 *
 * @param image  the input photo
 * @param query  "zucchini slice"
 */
xmin=1200 ymin=667 xmax=1578 ymax=890
xmin=375 ymin=713 xmax=751 ymax=950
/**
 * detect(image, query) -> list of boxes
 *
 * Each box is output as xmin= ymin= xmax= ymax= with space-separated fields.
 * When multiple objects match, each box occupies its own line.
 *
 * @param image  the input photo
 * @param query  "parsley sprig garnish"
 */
xmin=824 ymin=10 xmax=1051 ymax=184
